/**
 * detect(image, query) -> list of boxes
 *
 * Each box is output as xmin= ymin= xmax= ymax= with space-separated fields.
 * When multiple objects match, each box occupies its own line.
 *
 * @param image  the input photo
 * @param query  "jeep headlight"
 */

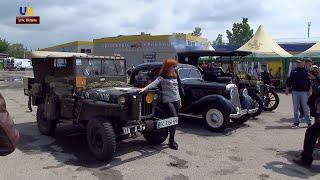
xmin=153 ymin=93 xmax=158 ymax=101
xmin=146 ymin=92 xmax=154 ymax=104
xmin=118 ymin=96 xmax=126 ymax=105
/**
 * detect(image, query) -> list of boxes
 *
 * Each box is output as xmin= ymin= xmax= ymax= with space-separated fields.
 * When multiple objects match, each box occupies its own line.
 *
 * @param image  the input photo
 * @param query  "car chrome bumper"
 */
xmin=248 ymin=108 xmax=259 ymax=114
xmin=229 ymin=107 xmax=259 ymax=119
xmin=229 ymin=109 xmax=248 ymax=118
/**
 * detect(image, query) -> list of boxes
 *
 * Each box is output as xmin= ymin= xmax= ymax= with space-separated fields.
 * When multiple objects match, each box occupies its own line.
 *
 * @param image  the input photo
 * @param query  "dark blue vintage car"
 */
xmin=128 ymin=62 xmax=258 ymax=132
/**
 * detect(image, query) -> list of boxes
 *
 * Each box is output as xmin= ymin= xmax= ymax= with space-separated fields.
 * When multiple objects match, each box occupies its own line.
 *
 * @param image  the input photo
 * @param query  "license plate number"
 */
xmin=156 ymin=117 xmax=178 ymax=129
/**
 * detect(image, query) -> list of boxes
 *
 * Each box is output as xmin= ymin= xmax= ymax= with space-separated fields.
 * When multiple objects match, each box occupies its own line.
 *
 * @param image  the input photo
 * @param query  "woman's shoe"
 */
xmin=169 ymin=141 xmax=178 ymax=150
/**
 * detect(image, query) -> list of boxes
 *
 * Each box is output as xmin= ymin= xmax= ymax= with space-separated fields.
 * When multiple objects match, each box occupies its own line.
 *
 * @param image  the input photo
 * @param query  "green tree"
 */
xmin=226 ymin=17 xmax=253 ymax=45
xmin=192 ymin=27 xmax=202 ymax=36
xmin=8 ymin=43 xmax=25 ymax=58
xmin=212 ymin=34 xmax=224 ymax=46
xmin=0 ymin=38 xmax=10 ymax=53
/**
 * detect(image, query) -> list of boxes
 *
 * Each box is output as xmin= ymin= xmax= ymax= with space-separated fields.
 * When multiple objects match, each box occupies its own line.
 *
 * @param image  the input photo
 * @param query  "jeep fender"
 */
xmin=181 ymin=95 xmax=236 ymax=115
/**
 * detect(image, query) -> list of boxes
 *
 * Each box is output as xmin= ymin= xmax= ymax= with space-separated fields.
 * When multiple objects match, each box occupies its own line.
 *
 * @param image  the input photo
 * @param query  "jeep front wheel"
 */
xmin=87 ymin=118 xmax=116 ymax=161
xmin=36 ymin=104 xmax=57 ymax=136
xmin=203 ymin=105 xmax=229 ymax=132
xmin=143 ymin=128 xmax=169 ymax=145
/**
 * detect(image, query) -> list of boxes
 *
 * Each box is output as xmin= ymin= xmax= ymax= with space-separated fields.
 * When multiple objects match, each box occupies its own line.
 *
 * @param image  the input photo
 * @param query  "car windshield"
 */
xmin=76 ymin=58 xmax=125 ymax=76
xmin=178 ymin=68 xmax=202 ymax=80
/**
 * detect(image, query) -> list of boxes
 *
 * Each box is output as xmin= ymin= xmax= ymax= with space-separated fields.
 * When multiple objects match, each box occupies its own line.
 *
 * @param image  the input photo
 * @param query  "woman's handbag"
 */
xmin=0 ymin=93 xmax=20 ymax=156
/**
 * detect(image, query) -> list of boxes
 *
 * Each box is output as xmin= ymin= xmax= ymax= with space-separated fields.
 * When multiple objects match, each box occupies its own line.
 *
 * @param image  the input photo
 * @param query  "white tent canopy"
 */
xmin=237 ymin=25 xmax=292 ymax=58
xmin=205 ymin=43 xmax=215 ymax=51
xmin=296 ymin=41 xmax=320 ymax=57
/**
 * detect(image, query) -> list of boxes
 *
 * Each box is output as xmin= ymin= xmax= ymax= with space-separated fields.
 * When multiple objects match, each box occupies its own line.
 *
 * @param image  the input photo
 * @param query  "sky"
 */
xmin=0 ymin=0 xmax=319 ymax=50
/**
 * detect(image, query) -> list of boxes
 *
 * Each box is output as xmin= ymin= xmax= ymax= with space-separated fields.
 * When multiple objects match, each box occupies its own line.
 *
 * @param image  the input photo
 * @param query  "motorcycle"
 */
xmin=259 ymin=83 xmax=280 ymax=111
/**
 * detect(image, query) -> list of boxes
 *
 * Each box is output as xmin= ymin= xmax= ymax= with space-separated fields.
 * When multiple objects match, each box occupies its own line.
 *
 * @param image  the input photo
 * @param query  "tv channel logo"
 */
xmin=16 ymin=6 xmax=40 ymax=24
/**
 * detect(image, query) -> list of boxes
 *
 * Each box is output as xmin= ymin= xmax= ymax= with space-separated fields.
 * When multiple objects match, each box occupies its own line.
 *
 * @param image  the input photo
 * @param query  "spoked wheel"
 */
xmin=203 ymin=105 xmax=229 ymax=132
xmin=263 ymin=89 xmax=279 ymax=111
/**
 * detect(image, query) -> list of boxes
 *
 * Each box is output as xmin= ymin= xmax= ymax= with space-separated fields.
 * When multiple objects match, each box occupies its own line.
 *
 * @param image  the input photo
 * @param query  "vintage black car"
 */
xmin=177 ymin=50 xmax=265 ymax=117
xmin=128 ymin=62 xmax=258 ymax=132
xmin=23 ymin=51 xmax=178 ymax=161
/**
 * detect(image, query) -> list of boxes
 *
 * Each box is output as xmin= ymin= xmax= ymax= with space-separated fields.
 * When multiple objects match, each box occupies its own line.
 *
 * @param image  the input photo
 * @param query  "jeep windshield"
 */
xmin=178 ymin=67 xmax=202 ymax=80
xmin=76 ymin=58 xmax=125 ymax=76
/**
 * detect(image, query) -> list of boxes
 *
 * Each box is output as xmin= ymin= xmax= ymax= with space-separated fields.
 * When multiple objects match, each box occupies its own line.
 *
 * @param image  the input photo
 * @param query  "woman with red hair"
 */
xmin=140 ymin=59 xmax=180 ymax=150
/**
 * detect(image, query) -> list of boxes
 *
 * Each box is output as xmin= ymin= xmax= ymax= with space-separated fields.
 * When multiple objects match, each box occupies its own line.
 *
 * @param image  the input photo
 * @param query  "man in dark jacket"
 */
xmin=261 ymin=66 xmax=272 ymax=85
xmin=286 ymin=59 xmax=311 ymax=128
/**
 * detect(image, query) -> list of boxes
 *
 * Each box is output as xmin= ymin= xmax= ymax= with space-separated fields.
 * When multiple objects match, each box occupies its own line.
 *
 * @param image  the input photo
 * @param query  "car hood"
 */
xmin=181 ymin=79 xmax=227 ymax=91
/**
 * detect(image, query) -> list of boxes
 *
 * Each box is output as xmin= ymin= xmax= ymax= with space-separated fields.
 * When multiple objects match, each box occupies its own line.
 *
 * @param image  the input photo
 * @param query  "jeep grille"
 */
xmin=141 ymin=93 xmax=154 ymax=119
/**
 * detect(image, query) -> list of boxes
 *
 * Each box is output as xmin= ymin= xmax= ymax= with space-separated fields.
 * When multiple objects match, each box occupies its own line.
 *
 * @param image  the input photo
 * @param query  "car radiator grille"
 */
xmin=230 ymin=87 xmax=241 ymax=109
xmin=141 ymin=93 xmax=154 ymax=119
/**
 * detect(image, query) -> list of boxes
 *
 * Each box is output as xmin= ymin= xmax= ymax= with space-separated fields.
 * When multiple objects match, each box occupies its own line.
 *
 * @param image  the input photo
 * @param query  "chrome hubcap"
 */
xmin=206 ymin=109 xmax=224 ymax=128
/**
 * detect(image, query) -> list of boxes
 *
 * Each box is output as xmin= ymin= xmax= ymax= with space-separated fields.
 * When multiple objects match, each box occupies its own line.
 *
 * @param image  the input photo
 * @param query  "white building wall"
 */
xmin=94 ymin=40 xmax=178 ymax=70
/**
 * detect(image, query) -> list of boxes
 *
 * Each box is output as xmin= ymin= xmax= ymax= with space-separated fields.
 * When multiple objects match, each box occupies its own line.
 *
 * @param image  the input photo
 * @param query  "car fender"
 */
xmin=241 ymin=95 xmax=254 ymax=109
xmin=247 ymin=87 xmax=260 ymax=95
xmin=181 ymin=95 xmax=236 ymax=115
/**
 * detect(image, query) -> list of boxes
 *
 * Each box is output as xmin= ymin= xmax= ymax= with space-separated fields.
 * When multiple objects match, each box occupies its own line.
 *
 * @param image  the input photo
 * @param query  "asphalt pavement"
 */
xmin=1 ymin=74 xmax=320 ymax=180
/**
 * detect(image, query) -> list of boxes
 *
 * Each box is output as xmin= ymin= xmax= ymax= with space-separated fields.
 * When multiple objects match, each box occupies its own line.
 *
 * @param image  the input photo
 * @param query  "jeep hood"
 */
xmin=86 ymin=87 xmax=141 ymax=96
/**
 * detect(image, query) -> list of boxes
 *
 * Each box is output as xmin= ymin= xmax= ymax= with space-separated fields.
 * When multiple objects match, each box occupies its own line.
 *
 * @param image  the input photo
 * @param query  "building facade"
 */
xmin=93 ymin=33 xmax=210 ymax=69
xmin=41 ymin=41 xmax=93 ymax=54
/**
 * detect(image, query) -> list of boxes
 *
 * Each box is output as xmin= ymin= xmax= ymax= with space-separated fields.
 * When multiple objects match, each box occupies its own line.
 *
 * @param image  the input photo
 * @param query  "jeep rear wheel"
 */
xmin=143 ymin=128 xmax=169 ymax=145
xmin=87 ymin=118 xmax=116 ymax=161
xmin=203 ymin=105 xmax=229 ymax=132
xmin=36 ymin=104 xmax=57 ymax=136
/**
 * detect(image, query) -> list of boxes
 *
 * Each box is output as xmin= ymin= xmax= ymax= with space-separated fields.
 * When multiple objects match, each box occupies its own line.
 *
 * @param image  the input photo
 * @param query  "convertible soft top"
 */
xmin=30 ymin=51 xmax=125 ymax=60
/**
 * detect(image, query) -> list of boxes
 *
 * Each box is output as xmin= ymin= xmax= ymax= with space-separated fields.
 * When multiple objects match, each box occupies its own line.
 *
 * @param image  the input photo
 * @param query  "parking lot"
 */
xmin=1 ymin=71 xmax=320 ymax=180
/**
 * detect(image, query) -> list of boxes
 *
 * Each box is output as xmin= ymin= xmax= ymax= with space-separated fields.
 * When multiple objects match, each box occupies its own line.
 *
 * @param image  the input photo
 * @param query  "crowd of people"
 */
xmin=285 ymin=58 xmax=320 ymax=168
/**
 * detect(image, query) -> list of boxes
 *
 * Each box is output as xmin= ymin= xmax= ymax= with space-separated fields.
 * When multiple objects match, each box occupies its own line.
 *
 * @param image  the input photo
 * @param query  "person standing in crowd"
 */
xmin=253 ymin=65 xmax=260 ymax=80
xmin=140 ymin=59 xmax=180 ymax=150
xmin=274 ymin=67 xmax=282 ymax=89
xmin=299 ymin=58 xmax=314 ymax=118
xmin=286 ymin=59 xmax=312 ymax=128
xmin=305 ymin=58 xmax=313 ymax=72
xmin=260 ymin=65 xmax=271 ymax=85
xmin=293 ymin=66 xmax=320 ymax=167
xmin=199 ymin=63 xmax=208 ymax=71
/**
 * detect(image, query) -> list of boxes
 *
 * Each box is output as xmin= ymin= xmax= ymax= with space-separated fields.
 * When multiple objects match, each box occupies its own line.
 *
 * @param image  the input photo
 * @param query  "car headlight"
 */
xmin=118 ymin=96 xmax=126 ymax=105
xmin=146 ymin=93 xmax=154 ymax=104
xmin=241 ymin=88 xmax=248 ymax=97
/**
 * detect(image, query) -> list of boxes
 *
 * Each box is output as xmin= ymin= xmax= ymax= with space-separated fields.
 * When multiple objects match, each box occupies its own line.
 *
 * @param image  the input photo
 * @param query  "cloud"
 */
xmin=0 ymin=0 xmax=319 ymax=50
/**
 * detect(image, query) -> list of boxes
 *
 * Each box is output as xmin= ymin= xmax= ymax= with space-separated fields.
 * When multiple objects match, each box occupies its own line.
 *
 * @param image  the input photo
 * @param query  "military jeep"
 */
xmin=24 ymin=51 xmax=178 ymax=161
